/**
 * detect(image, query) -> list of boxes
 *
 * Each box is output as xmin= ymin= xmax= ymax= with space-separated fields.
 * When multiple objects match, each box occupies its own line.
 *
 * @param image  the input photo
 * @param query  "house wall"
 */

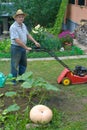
xmin=64 ymin=3 xmax=87 ymax=32
xmin=67 ymin=4 xmax=87 ymax=24
xmin=66 ymin=19 xmax=78 ymax=32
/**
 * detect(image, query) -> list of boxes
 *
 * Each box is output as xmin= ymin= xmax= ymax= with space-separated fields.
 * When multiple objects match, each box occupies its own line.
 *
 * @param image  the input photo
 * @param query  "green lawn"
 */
xmin=0 ymin=58 xmax=87 ymax=130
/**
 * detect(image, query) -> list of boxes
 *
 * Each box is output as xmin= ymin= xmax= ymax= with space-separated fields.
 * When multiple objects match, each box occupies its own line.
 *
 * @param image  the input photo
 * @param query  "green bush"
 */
xmin=0 ymin=39 xmax=11 ymax=53
xmin=12 ymin=0 xmax=61 ymax=28
xmin=28 ymin=24 xmax=62 ymax=51
xmin=0 ymin=26 xmax=84 ymax=58
xmin=52 ymin=0 xmax=69 ymax=35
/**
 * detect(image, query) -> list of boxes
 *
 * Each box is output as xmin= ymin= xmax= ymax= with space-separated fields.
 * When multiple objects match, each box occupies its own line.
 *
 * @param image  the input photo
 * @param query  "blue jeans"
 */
xmin=11 ymin=44 xmax=27 ymax=79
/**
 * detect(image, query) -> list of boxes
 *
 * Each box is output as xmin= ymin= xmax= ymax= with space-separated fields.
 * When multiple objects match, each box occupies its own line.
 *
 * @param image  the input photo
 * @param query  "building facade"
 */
xmin=65 ymin=0 xmax=87 ymax=32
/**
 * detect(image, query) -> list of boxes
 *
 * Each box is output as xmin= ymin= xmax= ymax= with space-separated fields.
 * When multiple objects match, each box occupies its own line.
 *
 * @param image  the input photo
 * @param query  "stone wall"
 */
xmin=75 ymin=23 xmax=87 ymax=46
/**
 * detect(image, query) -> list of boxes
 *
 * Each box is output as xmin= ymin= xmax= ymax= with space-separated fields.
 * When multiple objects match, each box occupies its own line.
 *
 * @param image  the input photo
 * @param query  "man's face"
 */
xmin=15 ymin=14 xmax=25 ymax=24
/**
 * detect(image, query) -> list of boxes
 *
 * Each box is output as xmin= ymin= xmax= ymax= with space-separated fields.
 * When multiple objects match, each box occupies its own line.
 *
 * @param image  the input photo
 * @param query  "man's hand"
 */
xmin=28 ymin=34 xmax=40 ymax=47
xmin=26 ymin=47 xmax=32 ymax=51
xmin=35 ymin=41 xmax=40 ymax=47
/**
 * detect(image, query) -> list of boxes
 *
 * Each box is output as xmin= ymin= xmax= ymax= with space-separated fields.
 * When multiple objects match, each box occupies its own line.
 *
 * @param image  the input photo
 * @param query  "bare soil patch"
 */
xmin=0 ymin=83 xmax=87 ymax=123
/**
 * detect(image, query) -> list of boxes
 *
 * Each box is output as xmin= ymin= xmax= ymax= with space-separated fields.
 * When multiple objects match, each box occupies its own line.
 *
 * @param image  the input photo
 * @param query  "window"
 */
xmin=78 ymin=0 xmax=85 ymax=5
xmin=69 ymin=0 xmax=75 ymax=4
xmin=1 ymin=0 xmax=11 ymax=2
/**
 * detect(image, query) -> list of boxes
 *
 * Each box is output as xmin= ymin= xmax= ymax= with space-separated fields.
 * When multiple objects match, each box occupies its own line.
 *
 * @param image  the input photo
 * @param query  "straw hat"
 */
xmin=13 ymin=9 xmax=27 ymax=19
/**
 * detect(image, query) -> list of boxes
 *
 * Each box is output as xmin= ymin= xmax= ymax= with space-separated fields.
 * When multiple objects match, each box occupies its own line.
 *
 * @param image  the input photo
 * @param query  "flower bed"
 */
xmin=58 ymin=30 xmax=75 ymax=38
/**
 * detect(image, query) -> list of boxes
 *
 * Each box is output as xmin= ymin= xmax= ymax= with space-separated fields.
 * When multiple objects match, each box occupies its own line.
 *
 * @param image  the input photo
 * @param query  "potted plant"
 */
xmin=59 ymin=35 xmax=73 ymax=50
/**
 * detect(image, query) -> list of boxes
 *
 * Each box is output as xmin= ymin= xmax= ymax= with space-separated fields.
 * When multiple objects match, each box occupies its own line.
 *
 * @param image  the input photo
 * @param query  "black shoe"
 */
xmin=13 ymin=82 xmax=17 ymax=86
xmin=19 ymin=80 xmax=25 ymax=83
xmin=12 ymin=80 xmax=17 ymax=86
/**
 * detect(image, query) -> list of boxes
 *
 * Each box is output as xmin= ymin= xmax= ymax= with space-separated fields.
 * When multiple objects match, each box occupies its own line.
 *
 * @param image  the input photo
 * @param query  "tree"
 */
xmin=27 ymin=0 xmax=61 ymax=27
xmin=52 ymin=0 xmax=69 ymax=35
xmin=1 ymin=0 xmax=61 ymax=29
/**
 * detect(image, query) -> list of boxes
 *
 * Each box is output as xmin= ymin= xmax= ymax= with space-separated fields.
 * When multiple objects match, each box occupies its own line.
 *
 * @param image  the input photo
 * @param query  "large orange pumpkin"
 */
xmin=29 ymin=105 xmax=53 ymax=124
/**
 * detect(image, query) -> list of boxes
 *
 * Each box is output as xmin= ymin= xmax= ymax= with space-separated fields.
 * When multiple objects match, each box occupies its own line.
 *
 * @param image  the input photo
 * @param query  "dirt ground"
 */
xmin=0 ymin=83 xmax=87 ymax=124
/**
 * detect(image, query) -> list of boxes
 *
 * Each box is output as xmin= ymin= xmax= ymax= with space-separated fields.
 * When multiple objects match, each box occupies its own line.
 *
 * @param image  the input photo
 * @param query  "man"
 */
xmin=10 ymin=9 xmax=40 ymax=85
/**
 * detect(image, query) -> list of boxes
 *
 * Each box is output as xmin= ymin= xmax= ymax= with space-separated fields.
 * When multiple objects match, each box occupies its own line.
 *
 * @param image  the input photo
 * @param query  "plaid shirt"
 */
xmin=10 ymin=21 xmax=29 ymax=46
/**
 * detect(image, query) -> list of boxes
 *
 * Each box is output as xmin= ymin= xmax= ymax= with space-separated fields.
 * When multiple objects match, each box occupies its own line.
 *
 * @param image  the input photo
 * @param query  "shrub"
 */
xmin=0 ymin=39 xmax=10 ymax=53
xmin=28 ymin=24 xmax=62 ymax=51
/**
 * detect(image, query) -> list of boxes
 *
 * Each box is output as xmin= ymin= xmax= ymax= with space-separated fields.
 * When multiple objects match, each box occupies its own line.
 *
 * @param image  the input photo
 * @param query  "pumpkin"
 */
xmin=29 ymin=104 xmax=53 ymax=124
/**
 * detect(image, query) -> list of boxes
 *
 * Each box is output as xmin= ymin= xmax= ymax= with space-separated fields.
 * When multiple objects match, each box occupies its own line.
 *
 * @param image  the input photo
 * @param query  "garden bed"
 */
xmin=0 ymin=45 xmax=84 ymax=58
xmin=0 ymin=59 xmax=87 ymax=129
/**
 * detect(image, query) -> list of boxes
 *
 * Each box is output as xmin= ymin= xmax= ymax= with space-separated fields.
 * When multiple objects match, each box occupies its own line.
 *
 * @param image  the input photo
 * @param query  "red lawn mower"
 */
xmin=47 ymin=51 xmax=87 ymax=86
xmin=34 ymin=47 xmax=87 ymax=86
xmin=57 ymin=66 xmax=87 ymax=86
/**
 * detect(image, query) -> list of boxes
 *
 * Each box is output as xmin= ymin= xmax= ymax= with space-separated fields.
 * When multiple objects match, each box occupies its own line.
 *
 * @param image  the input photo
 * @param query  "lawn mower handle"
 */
xmin=32 ymin=46 xmax=71 ymax=71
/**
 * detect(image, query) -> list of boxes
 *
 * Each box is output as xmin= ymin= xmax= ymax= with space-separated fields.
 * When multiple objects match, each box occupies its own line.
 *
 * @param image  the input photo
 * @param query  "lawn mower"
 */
xmin=33 ymin=46 xmax=87 ymax=86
